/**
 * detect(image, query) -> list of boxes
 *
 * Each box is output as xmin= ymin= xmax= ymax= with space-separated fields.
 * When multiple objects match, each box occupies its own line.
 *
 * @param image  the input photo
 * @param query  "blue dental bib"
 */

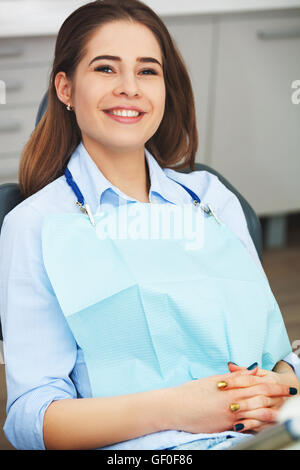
xmin=41 ymin=201 xmax=292 ymax=398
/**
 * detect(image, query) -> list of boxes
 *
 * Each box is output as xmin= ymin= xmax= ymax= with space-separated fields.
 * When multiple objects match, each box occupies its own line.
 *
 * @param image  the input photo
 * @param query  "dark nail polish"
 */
xmin=289 ymin=387 xmax=298 ymax=395
xmin=247 ymin=362 xmax=258 ymax=370
xmin=234 ymin=424 xmax=244 ymax=432
xmin=228 ymin=362 xmax=238 ymax=366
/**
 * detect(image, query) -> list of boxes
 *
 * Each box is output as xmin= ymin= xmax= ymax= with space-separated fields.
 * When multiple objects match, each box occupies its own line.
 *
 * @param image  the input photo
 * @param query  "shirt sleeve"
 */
xmin=210 ymin=174 xmax=300 ymax=380
xmin=0 ymin=203 xmax=78 ymax=450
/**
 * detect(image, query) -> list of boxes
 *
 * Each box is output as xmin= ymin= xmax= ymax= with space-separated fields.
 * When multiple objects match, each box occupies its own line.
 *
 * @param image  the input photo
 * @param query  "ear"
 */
xmin=54 ymin=71 xmax=73 ymax=108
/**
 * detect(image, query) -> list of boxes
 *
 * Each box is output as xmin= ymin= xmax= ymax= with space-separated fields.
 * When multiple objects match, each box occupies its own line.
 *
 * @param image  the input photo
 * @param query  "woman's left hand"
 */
xmin=227 ymin=361 xmax=300 ymax=434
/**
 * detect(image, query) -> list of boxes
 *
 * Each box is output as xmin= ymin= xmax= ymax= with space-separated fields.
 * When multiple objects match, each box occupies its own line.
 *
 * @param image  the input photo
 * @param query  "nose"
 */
xmin=113 ymin=72 xmax=141 ymax=98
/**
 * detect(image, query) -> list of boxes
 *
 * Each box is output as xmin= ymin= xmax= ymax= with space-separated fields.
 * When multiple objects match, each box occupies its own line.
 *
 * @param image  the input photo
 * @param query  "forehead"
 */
xmin=85 ymin=20 xmax=162 ymax=62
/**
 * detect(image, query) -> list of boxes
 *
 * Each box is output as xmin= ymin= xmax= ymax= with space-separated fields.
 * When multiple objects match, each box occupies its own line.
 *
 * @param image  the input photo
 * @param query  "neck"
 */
xmin=82 ymin=138 xmax=151 ymax=203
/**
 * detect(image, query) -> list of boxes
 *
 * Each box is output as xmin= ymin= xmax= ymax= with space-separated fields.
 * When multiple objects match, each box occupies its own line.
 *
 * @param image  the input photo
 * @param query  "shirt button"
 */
xmin=152 ymin=197 xmax=160 ymax=204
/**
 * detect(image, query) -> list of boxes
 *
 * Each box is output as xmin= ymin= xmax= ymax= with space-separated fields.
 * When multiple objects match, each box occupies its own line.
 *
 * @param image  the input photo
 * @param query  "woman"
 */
xmin=0 ymin=0 xmax=299 ymax=451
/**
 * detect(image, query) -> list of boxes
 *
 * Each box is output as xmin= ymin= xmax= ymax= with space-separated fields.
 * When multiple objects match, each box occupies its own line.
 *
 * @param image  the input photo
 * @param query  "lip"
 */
xmin=104 ymin=105 xmax=145 ymax=113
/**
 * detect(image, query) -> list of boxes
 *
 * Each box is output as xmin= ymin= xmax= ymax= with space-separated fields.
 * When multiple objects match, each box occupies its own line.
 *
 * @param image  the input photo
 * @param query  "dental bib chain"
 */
xmin=64 ymin=168 xmax=221 ymax=226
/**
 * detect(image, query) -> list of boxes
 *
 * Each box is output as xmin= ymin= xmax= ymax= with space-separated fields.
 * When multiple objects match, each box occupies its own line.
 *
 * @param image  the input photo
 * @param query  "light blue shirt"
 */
xmin=0 ymin=141 xmax=299 ymax=450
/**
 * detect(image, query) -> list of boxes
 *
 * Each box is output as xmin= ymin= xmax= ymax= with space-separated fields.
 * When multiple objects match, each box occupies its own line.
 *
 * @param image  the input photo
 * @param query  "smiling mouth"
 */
xmin=104 ymin=109 xmax=144 ymax=117
xmin=103 ymin=110 xmax=146 ymax=123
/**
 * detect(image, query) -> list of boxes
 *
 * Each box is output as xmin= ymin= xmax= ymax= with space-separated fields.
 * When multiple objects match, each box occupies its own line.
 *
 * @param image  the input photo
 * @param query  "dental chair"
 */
xmin=11 ymin=93 xmax=300 ymax=451
xmin=0 ymin=92 xmax=263 ymax=343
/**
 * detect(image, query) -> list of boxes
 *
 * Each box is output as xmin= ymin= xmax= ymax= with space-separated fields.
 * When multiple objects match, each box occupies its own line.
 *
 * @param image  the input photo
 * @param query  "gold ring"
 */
xmin=230 ymin=403 xmax=240 ymax=412
xmin=217 ymin=381 xmax=228 ymax=389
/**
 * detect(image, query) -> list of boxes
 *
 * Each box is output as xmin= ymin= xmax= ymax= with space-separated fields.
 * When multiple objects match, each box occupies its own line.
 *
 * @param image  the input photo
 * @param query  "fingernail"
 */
xmin=217 ymin=381 xmax=228 ymax=389
xmin=289 ymin=387 xmax=298 ymax=395
xmin=234 ymin=423 xmax=244 ymax=432
xmin=228 ymin=362 xmax=238 ymax=366
xmin=230 ymin=403 xmax=240 ymax=412
xmin=247 ymin=362 xmax=258 ymax=370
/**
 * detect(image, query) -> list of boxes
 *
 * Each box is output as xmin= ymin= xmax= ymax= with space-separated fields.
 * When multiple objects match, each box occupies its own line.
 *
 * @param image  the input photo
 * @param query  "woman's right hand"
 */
xmin=167 ymin=368 xmax=293 ymax=434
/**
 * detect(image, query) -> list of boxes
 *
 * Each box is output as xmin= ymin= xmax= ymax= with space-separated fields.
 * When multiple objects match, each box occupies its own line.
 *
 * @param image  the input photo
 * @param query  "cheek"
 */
xmin=157 ymin=83 xmax=166 ymax=114
xmin=147 ymin=81 xmax=166 ymax=115
xmin=155 ymin=86 xmax=166 ymax=123
xmin=73 ymin=83 xmax=104 ymax=127
xmin=75 ymin=81 xmax=98 ymax=108
xmin=148 ymin=85 xmax=166 ymax=135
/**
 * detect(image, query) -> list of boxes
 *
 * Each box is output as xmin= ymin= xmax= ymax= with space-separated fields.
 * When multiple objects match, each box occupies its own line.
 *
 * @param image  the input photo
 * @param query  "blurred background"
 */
xmin=0 ymin=0 xmax=300 ymax=450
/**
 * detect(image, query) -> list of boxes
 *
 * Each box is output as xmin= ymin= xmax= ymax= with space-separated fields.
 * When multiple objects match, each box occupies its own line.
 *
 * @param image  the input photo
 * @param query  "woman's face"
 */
xmin=63 ymin=20 xmax=166 ymax=154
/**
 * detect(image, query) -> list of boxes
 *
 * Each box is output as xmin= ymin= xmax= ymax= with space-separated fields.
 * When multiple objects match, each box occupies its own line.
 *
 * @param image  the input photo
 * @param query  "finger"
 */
xmin=233 ymin=420 xmax=276 ymax=433
xmin=228 ymin=363 xmax=246 ymax=373
xmin=234 ymin=406 xmax=279 ymax=423
xmin=219 ymin=372 xmax=283 ymax=391
xmin=217 ymin=368 xmax=258 ymax=389
xmin=253 ymin=368 xmax=270 ymax=378
xmin=228 ymin=363 xmax=259 ymax=373
xmin=230 ymin=395 xmax=284 ymax=414
xmin=233 ymin=419 xmax=262 ymax=433
xmin=240 ymin=404 xmax=285 ymax=433
xmin=228 ymin=362 xmax=269 ymax=378
xmin=238 ymin=383 xmax=297 ymax=399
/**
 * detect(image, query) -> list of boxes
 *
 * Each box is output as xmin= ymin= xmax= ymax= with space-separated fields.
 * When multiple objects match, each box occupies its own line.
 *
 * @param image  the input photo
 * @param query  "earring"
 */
xmin=66 ymin=104 xmax=73 ymax=111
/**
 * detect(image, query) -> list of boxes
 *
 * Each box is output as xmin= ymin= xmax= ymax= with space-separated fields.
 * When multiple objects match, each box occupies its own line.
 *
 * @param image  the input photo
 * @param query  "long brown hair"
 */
xmin=19 ymin=0 xmax=198 ymax=198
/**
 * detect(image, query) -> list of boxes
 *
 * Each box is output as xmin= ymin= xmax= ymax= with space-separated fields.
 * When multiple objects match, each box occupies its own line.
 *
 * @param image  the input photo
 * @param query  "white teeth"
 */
xmin=109 ymin=109 xmax=140 ymax=117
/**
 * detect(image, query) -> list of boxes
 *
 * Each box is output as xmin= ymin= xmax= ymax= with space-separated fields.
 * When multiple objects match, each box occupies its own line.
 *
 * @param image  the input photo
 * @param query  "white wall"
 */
xmin=0 ymin=0 xmax=300 ymax=37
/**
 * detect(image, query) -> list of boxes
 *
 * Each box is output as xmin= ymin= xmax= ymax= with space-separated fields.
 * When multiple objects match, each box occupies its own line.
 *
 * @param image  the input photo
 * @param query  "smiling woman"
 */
xmin=1 ymin=0 xmax=299 ymax=452
xmin=53 ymin=19 xmax=167 ymax=201
xmin=18 ymin=0 xmax=197 ymax=200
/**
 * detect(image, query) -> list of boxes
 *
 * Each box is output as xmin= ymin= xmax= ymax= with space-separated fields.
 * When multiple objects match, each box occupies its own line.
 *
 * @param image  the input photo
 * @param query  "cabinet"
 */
xmin=209 ymin=11 xmax=300 ymax=216
xmin=167 ymin=10 xmax=300 ymax=216
xmin=164 ymin=15 xmax=214 ymax=164
xmin=0 ymin=36 xmax=55 ymax=183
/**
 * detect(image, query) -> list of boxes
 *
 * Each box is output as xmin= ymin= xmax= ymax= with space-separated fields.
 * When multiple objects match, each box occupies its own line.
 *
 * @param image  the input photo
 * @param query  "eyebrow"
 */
xmin=88 ymin=55 xmax=162 ymax=68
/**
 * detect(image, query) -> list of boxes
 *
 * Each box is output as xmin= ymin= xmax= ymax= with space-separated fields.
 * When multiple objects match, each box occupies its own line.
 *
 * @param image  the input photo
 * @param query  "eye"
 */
xmin=94 ymin=65 xmax=158 ymax=75
xmin=94 ymin=65 xmax=113 ymax=73
xmin=140 ymin=69 xmax=158 ymax=75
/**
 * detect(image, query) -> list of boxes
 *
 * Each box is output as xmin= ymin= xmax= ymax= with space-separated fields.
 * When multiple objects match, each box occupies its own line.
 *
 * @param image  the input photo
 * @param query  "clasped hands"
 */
xmin=217 ymin=361 xmax=300 ymax=434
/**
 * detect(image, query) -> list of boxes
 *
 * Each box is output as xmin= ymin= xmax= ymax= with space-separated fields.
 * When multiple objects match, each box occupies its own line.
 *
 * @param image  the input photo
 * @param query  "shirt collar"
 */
xmin=67 ymin=142 xmax=112 ymax=212
xmin=67 ymin=141 xmax=190 ymax=212
xmin=144 ymin=148 xmax=191 ymax=205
